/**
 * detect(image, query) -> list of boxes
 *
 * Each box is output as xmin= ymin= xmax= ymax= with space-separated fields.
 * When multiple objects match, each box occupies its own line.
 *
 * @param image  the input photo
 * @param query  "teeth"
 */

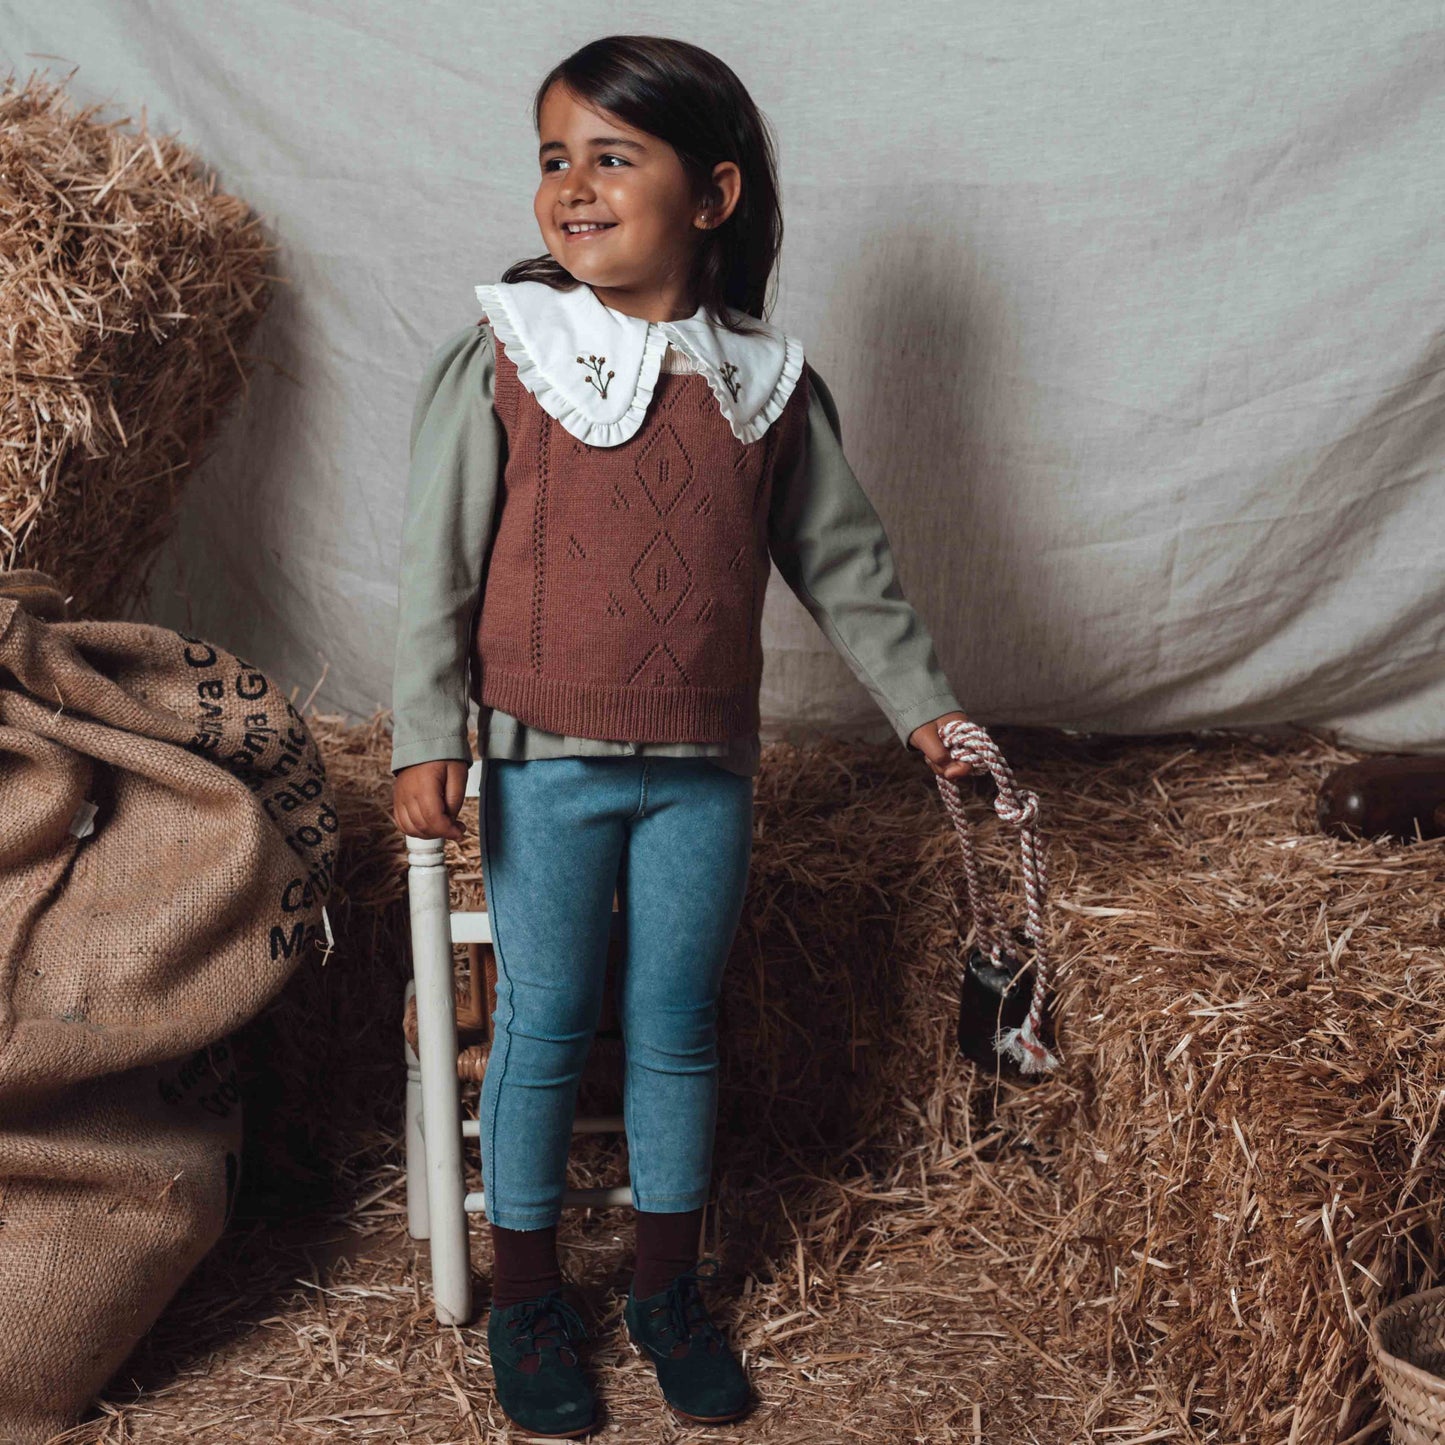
xmin=565 ymin=222 xmax=613 ymax=233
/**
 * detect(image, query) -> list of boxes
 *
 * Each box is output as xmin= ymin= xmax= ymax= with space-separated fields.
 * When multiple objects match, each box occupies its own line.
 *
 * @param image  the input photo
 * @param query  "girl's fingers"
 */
xmin=394 ymin=790 xmax=460 ymax=841
xmin=931 ymin=759 xmax=973 ymax=780
xmin=444 ymin=763 xmax=468 ymax=819
xmin=395 ymin=766 xmax=454 ymax=839
xmin=423 ymin=794 xmax=465 ymax=841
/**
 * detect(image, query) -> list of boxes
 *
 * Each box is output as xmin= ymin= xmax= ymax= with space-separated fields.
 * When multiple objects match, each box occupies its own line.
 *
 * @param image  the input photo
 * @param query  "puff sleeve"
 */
xmin=389 ymin=323 xmax=504 ymax=773
xmin=767 ymin=365 xmax=965 ymax=748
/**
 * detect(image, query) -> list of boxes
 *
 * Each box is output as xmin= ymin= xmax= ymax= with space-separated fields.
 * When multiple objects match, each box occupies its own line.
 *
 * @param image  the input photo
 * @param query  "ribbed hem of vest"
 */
xmin=479 ymin=668 xmax=757 ymax=744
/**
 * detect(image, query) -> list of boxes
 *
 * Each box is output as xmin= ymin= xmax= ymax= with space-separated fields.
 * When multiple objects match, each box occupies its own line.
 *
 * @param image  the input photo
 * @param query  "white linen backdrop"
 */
xmin=7 ymin=1 xmax=1442 ymax=751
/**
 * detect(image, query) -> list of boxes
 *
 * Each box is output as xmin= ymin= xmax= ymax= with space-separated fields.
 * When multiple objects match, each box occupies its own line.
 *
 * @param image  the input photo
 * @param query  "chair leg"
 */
xmin=407 ymin=836 xmax=472 ymax=1326
xmin=402 ymin=980 xmax=430 ymax=1241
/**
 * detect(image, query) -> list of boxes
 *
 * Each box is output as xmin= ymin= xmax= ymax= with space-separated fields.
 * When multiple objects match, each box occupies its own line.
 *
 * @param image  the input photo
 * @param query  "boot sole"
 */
xmin=667 ymin=1401 xmax=753 ymax=1424
xmin=626 ymin=1337 xmax=752 ymax=1424
xmin=497 ymin=1408 xmax=596 ymax=1438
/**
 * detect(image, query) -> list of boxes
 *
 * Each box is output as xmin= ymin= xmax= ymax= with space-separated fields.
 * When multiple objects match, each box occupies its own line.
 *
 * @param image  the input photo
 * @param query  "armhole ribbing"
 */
xmin=484 ymin=319 xmax=518 ymax=433
xmin=767 ymin=362 xmax=812 ymax=485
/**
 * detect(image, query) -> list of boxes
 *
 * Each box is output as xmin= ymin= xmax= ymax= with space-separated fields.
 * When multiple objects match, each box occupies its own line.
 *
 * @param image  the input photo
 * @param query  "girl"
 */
xmin=391 ymin=35 xmax=972 ymax=1437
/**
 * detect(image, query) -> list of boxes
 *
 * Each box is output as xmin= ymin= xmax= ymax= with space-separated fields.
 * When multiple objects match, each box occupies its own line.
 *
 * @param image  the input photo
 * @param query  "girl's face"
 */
xmin=534 ymin=82 xmax=737 ymax=323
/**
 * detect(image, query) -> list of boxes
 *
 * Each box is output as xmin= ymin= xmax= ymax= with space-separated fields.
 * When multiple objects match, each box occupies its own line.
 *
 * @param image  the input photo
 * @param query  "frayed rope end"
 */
xmin=996 ymin=1020 xmax=1061 ymax=1076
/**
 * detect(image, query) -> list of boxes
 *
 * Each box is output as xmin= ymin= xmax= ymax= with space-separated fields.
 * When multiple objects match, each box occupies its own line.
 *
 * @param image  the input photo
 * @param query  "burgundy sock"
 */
xmin=490 ymin=1221 xmax=563 ymax=1307
xmin=633 ymin=1205 xmax=704 ymax=1300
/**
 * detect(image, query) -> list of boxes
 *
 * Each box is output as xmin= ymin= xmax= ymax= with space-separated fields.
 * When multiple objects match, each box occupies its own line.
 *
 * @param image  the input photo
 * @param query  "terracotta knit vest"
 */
xmin=470 ymin=328 xmax=810 ymax=743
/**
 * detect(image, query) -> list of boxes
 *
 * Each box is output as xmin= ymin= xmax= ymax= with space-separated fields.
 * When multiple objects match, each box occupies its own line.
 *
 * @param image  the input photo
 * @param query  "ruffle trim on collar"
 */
xmin=475 ymin=281 xmax=666 ymax=449
xmin=473 ymin=279 xmax=804 ymax=448
xmin=662 ymin=324 xmax=806 ymax=447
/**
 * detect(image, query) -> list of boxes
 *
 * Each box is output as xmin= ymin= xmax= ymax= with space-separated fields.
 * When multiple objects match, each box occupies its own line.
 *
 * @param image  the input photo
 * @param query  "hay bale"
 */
xmin=996 ymin=729 xmax=1445 ymax=1442
xmin=0 ymin=69 xmax=273 ymax=617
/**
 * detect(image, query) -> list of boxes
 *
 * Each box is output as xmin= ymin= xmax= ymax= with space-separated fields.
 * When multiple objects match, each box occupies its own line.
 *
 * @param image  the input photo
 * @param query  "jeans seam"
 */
xmin=481 ymin=772 xmax=518 ymax=1227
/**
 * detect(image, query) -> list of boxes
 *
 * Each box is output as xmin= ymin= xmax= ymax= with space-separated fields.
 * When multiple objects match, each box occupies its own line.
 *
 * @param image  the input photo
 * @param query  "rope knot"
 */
xmin=995 ymin=791 xmax=1039 ymax=828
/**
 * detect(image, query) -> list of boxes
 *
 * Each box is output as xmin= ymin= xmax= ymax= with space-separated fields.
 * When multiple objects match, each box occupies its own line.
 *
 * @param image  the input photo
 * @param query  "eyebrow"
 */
xmin=539 ymin=136 xmax=647 ymax=159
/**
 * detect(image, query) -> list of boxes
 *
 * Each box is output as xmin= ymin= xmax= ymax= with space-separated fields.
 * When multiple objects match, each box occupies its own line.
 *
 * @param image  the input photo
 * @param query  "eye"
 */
xmin=542 ymin=154 xmax=630 ymax=174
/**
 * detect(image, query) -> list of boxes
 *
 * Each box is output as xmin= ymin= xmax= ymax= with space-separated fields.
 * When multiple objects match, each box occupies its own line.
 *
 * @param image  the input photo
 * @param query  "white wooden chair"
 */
xmin=402 ymin=758 xmax=632 ymax=1325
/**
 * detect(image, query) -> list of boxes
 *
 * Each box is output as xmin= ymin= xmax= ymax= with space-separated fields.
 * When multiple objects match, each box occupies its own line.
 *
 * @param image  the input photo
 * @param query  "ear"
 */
xmin=705 ymin=160 xmax=743 ymax=227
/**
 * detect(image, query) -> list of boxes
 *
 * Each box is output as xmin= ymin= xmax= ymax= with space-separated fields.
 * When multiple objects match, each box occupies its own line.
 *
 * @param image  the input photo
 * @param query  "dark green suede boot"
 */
xmin=486 ymin=1288 xmax=596 ymax=1438
xmin=623 ymin=1257 xmax=752 ymax=1424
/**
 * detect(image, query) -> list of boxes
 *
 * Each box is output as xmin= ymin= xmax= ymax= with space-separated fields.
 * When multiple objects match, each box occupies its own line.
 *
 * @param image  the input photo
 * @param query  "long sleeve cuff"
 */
xmin=390 ymin=728 xmax=474 ymax=774
xmin=892 ymin=687 xmax=969 ymax=749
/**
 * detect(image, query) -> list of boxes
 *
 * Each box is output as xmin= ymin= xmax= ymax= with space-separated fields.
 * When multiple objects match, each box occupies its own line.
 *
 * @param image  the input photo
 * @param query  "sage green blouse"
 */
xmin=390 ymin=322 xmax=963 ymax=777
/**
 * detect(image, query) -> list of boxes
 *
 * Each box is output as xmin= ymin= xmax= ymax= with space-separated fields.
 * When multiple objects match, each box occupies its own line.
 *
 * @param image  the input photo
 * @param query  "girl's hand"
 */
xmin=909 ymin=711 xmax=974 ymax=781
xmin=393 ymin=759 xmax=471 ymax=841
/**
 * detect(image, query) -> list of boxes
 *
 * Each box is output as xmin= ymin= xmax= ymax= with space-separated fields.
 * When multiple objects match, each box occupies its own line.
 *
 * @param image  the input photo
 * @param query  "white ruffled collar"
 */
xmin=474 ymin=279 xmax=805 ymax=448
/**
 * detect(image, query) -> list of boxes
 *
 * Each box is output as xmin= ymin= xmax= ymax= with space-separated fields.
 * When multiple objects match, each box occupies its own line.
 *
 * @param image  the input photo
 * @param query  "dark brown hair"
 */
xmin=500 ymin=35 xmax=782 ymax=336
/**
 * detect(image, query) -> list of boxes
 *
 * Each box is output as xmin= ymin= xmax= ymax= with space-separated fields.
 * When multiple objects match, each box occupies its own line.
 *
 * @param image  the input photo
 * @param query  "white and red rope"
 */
xmin=933 ymin=718 xmax=1059 ymax=1075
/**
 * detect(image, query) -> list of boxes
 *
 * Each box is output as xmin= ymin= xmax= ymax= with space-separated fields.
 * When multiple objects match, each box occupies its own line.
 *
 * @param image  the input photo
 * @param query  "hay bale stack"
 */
xmin=68 ymin=716 xmax=1436 ymax=1440
xmin=0 ymin=69 xmax=273 ymax=617
xmin=998 ymin=731 xmax=1445 ymax=1442
xmin=315 ymin=721 xmax=1442 ymax=1441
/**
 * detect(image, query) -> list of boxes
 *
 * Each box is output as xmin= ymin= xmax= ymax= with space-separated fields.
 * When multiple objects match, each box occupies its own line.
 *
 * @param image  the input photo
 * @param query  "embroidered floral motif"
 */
xmin=577 ymin=353 xmax=615 ymax=397
xmin=719 ymin=361 xmax=742 ymax=402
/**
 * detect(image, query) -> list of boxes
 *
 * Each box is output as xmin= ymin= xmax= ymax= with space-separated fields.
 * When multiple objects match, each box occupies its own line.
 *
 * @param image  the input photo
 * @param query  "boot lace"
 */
xmin=647 ymin=1257 xmax=726 ymax=1357
xmin=506 ymin=1288 xmax=589 ymax=1368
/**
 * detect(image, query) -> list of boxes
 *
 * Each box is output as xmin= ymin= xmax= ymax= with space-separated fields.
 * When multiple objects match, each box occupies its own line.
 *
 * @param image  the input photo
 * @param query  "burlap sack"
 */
xmin=0 ymin=575 xmax=337 ymax=1444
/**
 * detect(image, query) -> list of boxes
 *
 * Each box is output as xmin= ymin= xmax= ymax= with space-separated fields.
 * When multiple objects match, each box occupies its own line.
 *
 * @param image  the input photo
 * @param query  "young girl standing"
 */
xmin=391 ymin=35 xmax=972 ymax=1437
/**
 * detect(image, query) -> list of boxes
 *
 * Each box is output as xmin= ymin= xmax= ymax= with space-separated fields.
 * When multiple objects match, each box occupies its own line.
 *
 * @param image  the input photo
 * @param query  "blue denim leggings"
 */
xmin=478 ymin=754 xmax=754 ymax=1228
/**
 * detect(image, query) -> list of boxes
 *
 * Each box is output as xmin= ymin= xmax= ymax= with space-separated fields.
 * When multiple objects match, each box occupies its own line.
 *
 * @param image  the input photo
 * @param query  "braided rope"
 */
xmin=934 ymin=718 xmax=1059 ymax=1074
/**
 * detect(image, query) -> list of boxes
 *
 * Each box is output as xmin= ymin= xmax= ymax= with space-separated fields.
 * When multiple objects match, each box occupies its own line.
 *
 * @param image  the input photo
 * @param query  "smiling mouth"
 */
xmin=562 ymin=222 xmax=617 ymax=237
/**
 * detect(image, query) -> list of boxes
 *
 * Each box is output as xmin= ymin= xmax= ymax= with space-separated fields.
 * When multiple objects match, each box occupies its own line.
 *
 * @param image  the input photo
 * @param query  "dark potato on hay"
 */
xmin=1316 ymin=754 xmax=1445 ymax=843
